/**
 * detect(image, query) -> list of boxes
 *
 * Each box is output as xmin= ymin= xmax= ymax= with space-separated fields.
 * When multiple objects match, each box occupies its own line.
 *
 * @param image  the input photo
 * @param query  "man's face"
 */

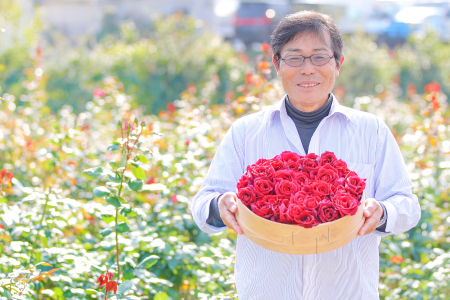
xmin=272 ymin=30 xmax=344 ymax=112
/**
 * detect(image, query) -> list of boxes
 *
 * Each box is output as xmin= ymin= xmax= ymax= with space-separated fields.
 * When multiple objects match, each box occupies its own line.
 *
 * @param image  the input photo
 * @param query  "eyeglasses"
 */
xmin=280 ymin=54 xmax=334 ymax=67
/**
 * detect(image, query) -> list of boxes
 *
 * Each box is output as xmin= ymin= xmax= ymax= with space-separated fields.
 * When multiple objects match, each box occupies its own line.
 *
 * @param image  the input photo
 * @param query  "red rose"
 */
xmin=300 ymin=157 xmax=319 ymax=172
xmin=251 ymin=200 xmax=273 ymax=219
xmin=302 ymin=195 xmax=321 ymax=210
xmin=275 ymin=180 xmax=299 ymax=197
xmin=237 ymin=174 xmax=253 ymax=189
xmin=290 ymin=191 xmax=307 ymax=206
xmin=293 ymin=171 xmax=309 ymax=186
xmin=253 ymin=177 xmax=275 ymax=197
xmin=317 ymin=200 xmax=340 ymax=223
xmin=273 ymin=169 xmax=294 ymax=182
xmin=332 ymin=192 xmax=359 ymax=216
xmin=269 ymin=158 xmax=285 ymax=171
xmin=278 ymin=203 xmax=293 ymax=224
xmin=305 ymin=153 xmax=318 ymax=160
xmin=316 ymin=164 xmax=339 ymax=183
xmin=344 ymin=171 xmax=366 ymax=198
xmin=238 ymin=187 xmax=257 ymax=206
xmin=278 ymin=151 xmax=301 ymax=170
xmin=310 ymin=180 xmax=333 ymax=197
xmin=319 ymin=151 xmax=337 ymax=166
xmin=247 ymin=163 xmax=275 ymax=179
xmin=290 ymin=208 xmax=319 ymax=228
xmin=332 ymin=159 xmax=348 ymax=173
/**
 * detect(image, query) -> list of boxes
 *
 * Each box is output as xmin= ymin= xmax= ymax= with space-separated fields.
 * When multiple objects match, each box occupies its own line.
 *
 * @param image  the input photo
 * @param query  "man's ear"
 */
xmin=272 ymin=55 xmax=281 ymax=77
xmin=335 ymin=55 xmax=344 ymax=76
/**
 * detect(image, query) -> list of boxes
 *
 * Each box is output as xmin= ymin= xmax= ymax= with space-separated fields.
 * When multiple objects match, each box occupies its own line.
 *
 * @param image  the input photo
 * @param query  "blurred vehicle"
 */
xmin=391 ymin=2 xmax=450 ymax=41
xmin=234 ymin=0 xmax=291 ymax=45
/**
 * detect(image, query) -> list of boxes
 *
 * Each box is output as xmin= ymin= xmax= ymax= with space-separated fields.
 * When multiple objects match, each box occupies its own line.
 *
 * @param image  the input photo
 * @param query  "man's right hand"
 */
xmin=218 ymin=192 xmax=244 ymax=235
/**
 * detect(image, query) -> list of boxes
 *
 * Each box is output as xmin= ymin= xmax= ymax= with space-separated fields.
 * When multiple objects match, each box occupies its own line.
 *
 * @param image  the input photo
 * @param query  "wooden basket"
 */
xmin=235 ymin=192 xmax=365 ymax=255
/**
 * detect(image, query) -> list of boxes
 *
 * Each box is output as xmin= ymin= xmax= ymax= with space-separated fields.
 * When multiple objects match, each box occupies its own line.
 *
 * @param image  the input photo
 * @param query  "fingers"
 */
xmin=218 ymin=193 xmax=244 ymax=235
xmin=358 ymin=198 xmax=382 ymax=236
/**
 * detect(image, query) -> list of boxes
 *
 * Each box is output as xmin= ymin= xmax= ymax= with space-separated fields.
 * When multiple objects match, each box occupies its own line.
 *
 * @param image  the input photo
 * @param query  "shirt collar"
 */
xmin=270 ymin=93 xmax=354 ymax=124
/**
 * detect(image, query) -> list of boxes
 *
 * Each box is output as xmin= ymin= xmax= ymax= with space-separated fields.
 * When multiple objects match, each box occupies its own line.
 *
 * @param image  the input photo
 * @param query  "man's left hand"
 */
xmin=358 ymin=198 xmax=383 ymax=236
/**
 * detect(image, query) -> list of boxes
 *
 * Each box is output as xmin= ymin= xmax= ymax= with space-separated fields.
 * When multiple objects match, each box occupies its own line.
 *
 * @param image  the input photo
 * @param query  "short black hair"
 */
xmin=271 ymin=11 xmax=343 ymax=68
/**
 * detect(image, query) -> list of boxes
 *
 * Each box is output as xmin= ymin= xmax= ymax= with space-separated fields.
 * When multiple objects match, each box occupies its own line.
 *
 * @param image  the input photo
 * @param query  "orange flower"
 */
xmin=424 ymin=82 xmax=440 ymax=93
xmin=390 ymin=255 xmax=404 ymax=264
xmin=105 ymin=281 xmax=118 ymax=294
xmin=260 ymin=43 xmax=271 ymax=52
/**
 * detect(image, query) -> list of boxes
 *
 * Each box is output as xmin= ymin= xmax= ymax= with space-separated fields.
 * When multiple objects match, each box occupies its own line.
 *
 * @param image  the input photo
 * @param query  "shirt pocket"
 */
xmin=346 ymin=161 xmax=374 ymax=199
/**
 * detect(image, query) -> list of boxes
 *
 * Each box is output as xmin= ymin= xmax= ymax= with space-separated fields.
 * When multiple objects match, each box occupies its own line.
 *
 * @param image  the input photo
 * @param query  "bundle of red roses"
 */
xmin=236 ymin=151 xmax=366 ymax=228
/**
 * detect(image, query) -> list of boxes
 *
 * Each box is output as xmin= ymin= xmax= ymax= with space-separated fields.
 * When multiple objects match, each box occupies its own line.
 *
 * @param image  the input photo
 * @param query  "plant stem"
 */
xmin=115 ymin=206 xmax=120 ymax=282
xmin=39 ymin=186 xmax=51 ymax=227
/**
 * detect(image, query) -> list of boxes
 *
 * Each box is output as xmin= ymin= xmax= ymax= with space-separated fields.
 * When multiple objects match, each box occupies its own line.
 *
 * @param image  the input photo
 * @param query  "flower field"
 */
xmin=1 ymin=2 xmax=450 ymax=300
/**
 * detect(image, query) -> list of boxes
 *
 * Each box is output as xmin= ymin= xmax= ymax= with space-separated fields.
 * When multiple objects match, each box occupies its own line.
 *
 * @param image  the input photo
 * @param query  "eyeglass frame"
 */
xmin=279 ymin=54 xmax=335 ymax=67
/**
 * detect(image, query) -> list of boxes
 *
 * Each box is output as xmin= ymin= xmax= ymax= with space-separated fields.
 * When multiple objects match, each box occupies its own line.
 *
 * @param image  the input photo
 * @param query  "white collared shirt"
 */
xmin=191 ymin=95 xmax=421 ymax=300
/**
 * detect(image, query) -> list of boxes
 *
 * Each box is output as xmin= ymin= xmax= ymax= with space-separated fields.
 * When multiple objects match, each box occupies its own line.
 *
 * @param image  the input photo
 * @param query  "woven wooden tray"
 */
xmin=235 ymin=192 xmax=365 ymax=255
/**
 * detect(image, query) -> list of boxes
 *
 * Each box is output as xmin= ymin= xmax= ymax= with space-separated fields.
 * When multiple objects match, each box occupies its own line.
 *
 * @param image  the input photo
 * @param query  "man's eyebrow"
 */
xmin=284 ymin=47 xmax=330 ymax=53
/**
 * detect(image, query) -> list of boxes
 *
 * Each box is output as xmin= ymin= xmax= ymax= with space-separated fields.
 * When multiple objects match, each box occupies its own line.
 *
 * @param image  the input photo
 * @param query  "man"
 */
xmin=191 ymin=11 xmax=421 ymax=300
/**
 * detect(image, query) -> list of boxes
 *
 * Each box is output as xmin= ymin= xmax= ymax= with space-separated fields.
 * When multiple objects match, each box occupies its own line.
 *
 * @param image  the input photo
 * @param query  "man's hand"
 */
xmin=218 ymin=192 xmax=244 ymax=235
xmin=358 ymin=198 xmax=383 ymax=236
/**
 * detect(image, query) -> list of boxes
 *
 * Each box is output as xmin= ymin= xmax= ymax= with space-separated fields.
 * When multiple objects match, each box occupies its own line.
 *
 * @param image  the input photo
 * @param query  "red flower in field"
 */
xmin=185 ymin=139 xmax=191 ymax=146
xmin=97 ymin=274 xmax=109 ymax=289
xmin=94 ymin=88 xmax=105 ymax=97
xmin=171 ymin=195 xmax=178 ymax=203
xmin=167 ymin=102 xmax=176 ymax=113
xmin=390 ymin=255 xmax=404 ymax=264
xmin=424 ymin=82 xmax=440 ymax=93
xmin=105 ymin=280 xmax=118 ymax=294
xmin=122 ymin=121 xmax=136 ymax=131
xmin=260 ymin=43 xmax=270 ymax=52
xmin=0 ymin=169 xmax=14 ymax=185
xmin=146 ymin=178 xmax=156 ymax=184
xmin=245 ymin=71 xmax=253 ymax=84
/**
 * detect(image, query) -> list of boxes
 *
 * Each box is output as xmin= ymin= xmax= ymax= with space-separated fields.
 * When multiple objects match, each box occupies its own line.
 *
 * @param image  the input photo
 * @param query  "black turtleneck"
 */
xmin=285 ymin=94 xmax=333 ymax=154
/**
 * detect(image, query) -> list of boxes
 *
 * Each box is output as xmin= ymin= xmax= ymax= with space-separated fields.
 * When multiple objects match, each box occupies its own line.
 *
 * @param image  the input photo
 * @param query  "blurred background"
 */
xmin=2 ymin=0 xmax=450 ymax=114
xmin=2 ymin=1 xmax=450 ymax=299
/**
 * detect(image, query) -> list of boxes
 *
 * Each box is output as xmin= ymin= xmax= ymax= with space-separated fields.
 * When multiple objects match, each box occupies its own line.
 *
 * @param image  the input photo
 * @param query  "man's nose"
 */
xmin=299 ymin=58 xmax=316 ymax=75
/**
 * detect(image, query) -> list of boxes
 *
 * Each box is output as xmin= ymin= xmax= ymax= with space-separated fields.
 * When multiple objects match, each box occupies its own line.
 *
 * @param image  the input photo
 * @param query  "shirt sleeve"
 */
xmin=190 ymin=120 xmax=246 ymax=234
xmin=371 ymin=119 xmax=421 ymax=237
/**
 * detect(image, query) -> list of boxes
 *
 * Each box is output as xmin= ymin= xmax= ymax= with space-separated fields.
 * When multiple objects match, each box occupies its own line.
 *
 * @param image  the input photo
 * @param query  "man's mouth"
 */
xmin=298 ymin=83 xmax=320 ymax=87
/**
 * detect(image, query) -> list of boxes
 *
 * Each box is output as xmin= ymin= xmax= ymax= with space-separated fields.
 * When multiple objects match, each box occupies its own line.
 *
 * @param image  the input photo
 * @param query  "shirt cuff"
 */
xmin=375 ymin=202 xmax=388 ymax=232
xmin=206 ymin=194 xmax=226 ymax=228
xmin=382 ymin=201 xmax=397 ymax=234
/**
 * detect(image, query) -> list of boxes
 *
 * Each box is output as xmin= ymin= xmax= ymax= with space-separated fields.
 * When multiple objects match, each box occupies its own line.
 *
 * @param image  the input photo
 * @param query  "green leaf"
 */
xmin=121 ymin=207 xmax=137 ymax=217
xmin=131 ymin=166 xmax=146 ymax=180
xmin=107 ymin=142 xmax=121 ymax=151
xmin=101 ymin=228 xmax=114 ymax=237
xmin=84 ymin=289 xmax=98 ymax=295
xmin=123 ymin=268 xmax=135 ymax=280
xmin=81 ymin=167 xmax=104 ymax=180
xmin=116 ymin=280 xmax=134 ymax=298
xmin=116 ymin=196 xmax=128 ymax=204
xmin=93 ymin=186 xmax=111 ymax=198
xmin=116 ymin=223 xmax=130 ymax=233
xmin=136 ymin=155 xmax=149 ymax=164
xmin=101 ymin=214 xmax=115 ymax=224
xmin=1 ymin=289 xmax=12 ymax=299
xmin=108 ymin=173 xmax=122 ymax=183
xmin=128 ymin=179 xmax=143 ymax=191
xmin=106 ymin=197 xmax=121 ymax=208
xmin=137 ymin=255 xmax=159 ymax=269
xmin=154 ymin=292 xmax=169 ymax=300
